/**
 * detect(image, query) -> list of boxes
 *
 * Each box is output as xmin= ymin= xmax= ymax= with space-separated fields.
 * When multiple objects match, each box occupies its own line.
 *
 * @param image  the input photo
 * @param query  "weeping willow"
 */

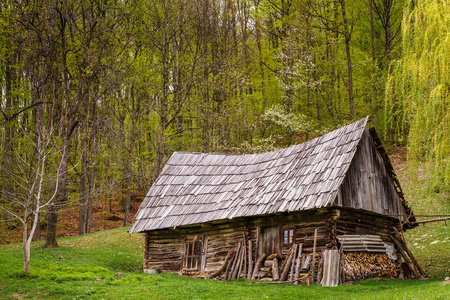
xmin=385 ymin=0 xmax=450 ymax=190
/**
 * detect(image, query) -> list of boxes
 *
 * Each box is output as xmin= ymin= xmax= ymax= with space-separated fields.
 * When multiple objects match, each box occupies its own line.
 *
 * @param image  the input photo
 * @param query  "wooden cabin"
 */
xmin=130 ymin=117 xmax=425 ymax=285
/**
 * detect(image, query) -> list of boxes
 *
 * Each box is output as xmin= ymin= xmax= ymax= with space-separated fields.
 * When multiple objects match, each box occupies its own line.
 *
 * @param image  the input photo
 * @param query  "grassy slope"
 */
xmin=0 ymin=162 xmax=449 ymax=299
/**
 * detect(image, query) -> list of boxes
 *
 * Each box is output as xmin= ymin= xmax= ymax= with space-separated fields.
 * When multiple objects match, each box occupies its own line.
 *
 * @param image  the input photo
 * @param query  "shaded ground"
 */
xmin=0 ymin=192 xmax=142 ymax=245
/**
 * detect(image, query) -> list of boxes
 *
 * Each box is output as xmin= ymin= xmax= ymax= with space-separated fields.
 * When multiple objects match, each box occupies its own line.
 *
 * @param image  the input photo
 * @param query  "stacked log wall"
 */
xmin=143 ymin=207 xmax=403 ymax=280
xmin=336 ymin=209 xmax=397 ymax=243
xmin=204 ymin=226 xmax=251 ymax=273
xmin=144 ymin=233 xmax=183 ymax=272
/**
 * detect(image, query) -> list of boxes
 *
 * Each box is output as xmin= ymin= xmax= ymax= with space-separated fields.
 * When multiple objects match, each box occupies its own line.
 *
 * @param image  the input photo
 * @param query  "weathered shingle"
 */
xmin=130 ymin=117 xmax=369 ymax=233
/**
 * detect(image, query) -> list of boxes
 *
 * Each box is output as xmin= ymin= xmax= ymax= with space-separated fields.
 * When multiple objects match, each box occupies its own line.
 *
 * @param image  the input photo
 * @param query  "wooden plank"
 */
xmin=230 ymin=242 xmax=242 ymax=280
xmin=311 ymin=228 xmax=318 ymax=284
xmin=290 ymin=244 xmax=298 ymax=282
xmin=321 ymin=249 xmax=340 ymax=286
xmin=280 ymin=245 xmax=295 ymax=281
xmin=294 ymin=243 xmax=303 ymax=285
xmin=247 ymin=239 xmax=253 ymax=279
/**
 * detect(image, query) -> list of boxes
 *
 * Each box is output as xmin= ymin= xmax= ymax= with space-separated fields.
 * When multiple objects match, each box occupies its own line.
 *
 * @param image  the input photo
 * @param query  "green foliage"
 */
xmin=385 ymin=0 xmax=450 ymax=191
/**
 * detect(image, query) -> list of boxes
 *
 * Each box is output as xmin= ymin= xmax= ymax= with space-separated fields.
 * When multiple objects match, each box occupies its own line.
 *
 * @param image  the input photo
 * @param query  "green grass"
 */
xmin=0 ymin=226 xmax=449 ymax=299
xmin=0 ymin=162 xmax=449 ymax=299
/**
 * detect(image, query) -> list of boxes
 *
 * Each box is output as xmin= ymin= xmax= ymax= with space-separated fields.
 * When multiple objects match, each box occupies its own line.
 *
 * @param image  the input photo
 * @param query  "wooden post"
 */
xmin=230 ymin=242 xmax=242 ymax=280
xmin=280 ymin=246 xmax=295 ymax=281
xmin=290 ymin=244 xmax=298 ymax=282
xmin=294 ymin=243 xmax=303 ymax=285
xmin=247 ymin=240 xmax=253 ymax=279
xmin=242 ymin=235 xmax=247 ymax=279
xmin=237 ymin=241 xmax=245 ymax=279
xmin=224 ymin=251 xmax=235 ymax=280
xmin=272 ymin=258 xmax=280 ymax=280
xmin=251 ymin=253 xmax=267 ymax=280
xmin=311 ymin=228 xmax=318 ymax=284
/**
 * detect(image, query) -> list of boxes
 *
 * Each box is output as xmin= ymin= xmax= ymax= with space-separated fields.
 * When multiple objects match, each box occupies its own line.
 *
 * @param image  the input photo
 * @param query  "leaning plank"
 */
xmin=251 ymin=253 xmax=267 ymax=280
xmin=224 ymin=251 xmax=235 ymax=280
xmin=237 ymin=241 xmax=245 ymax=279
xmin=242 ymin=233 xmax=247 ymax=279
xmin=290 ymin=244 xmax=298 ymax=282
xmin=211 ymin=249 xmax=234 ymax=278
xmin=311 ymin=228 xmax=318 ymax=283
xmin=247 ymin=240 xmax=253 ymax=279
xmin=294 ymin=244 xmax=303 ymax=285
xmin=230 ymin=242 xmax=242 ymax=280
xmin=280 ymin=245 xmax=295 ymax=281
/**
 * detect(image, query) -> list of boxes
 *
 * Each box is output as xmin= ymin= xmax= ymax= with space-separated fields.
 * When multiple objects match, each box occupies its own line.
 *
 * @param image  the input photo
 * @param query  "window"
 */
xmin=183 ymin=237 xmax=203 ymax=271
xmin=283 ymin=229 xmax=295 ymax=245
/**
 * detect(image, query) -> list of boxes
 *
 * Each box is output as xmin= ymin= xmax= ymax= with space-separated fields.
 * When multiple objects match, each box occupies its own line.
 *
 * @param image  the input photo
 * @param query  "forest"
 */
xmin=0 ymin=0 xmax=448 ymax=258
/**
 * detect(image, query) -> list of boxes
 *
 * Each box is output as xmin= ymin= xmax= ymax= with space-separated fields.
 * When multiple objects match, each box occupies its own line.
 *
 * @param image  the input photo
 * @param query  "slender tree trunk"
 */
xmin=45 ymin=207 xmax=59 ymax=248
xmin=31 ymin=213 xmax=41 ymax=241
xmin=339 ymin=0 xmax=355 ymax=119
xmin=369 ymin=0 xmax=379 ymax=119
xmin=86 ymin=158 xmax=94 ymax=232
xmin=45 ymin=132 xmax=70 ymax=248
xmin=254 ymin=1 xmax=266 ymax=109
xmin=79 ymin=146 xmax=88 ymax=235
xmin=124 ymin=174 xmax=131 ymax=226
xmin=2 ymin=59 xmax=15 ymax=222
xmin=23 ymin=224 xmax=31 ymax=274
xmin=385 ymin=5 xmax=392 ymax=71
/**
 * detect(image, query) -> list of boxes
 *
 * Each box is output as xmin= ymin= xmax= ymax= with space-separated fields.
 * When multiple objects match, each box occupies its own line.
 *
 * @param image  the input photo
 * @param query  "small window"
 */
xmin=183 ymin=238 xmax=203 ymax=270
xmin=283 ymin=229 xmax=295 ymax=245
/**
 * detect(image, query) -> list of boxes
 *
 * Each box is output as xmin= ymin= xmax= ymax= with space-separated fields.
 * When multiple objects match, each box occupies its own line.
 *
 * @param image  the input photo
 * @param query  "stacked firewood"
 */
xmin=342 ymin=252 xmax=397 ymax=281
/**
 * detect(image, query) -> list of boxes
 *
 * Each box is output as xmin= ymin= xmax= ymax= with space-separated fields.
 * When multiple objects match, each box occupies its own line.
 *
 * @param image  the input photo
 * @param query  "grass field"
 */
xmin=0 ymin=225 xmax=449 ymax=300
xmin=0 ymin=163 xmax=449 ymax=299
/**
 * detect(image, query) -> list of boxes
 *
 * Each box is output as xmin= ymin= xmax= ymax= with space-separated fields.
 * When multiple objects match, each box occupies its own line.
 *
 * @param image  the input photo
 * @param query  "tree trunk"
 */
xmin=369 ymin=0 xmax=379 ymax=119
xmin=45 ymin=131 xmax=70 ymax=248
xmin=124 ymin=174 xmax=131 ymax=226
xmin=31 ymin=212 xmax=41 ymax=241
xmin=2 ymin=58 xmax=15 ymax=222
xmin=45 ymin=206 xmax=59 ymax=248
xmin=339 ymin=0 xmax=355 ymax=118
xmin=79 ymin=146 xmax=88 ymax=235
xmin=86 ymin=159 xmax=94 ymax=232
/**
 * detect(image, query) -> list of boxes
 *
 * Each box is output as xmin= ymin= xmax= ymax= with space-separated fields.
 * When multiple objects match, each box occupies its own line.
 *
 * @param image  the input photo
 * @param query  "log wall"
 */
xmin=143 ymin=207 xmax=403 ymax=282
xmin=144 ymin=233 xmax=183 ymax=272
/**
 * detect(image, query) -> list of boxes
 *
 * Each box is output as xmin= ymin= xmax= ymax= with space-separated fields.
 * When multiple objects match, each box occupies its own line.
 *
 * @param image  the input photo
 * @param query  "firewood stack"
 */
xmin=325 ymin=217 xmax=338 ymax=249
xmin=342 ymin=252 xmax=397 ymax=281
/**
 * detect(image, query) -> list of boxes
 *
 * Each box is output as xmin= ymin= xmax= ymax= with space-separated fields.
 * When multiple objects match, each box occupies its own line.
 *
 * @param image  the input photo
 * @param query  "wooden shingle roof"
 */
xmin=130 ymin=117 xmax=369 ymax=233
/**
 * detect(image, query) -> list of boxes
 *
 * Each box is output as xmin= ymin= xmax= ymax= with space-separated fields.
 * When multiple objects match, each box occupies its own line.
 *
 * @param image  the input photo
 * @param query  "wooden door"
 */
xmin=262 ymin=226 xmax=280 ymax=255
